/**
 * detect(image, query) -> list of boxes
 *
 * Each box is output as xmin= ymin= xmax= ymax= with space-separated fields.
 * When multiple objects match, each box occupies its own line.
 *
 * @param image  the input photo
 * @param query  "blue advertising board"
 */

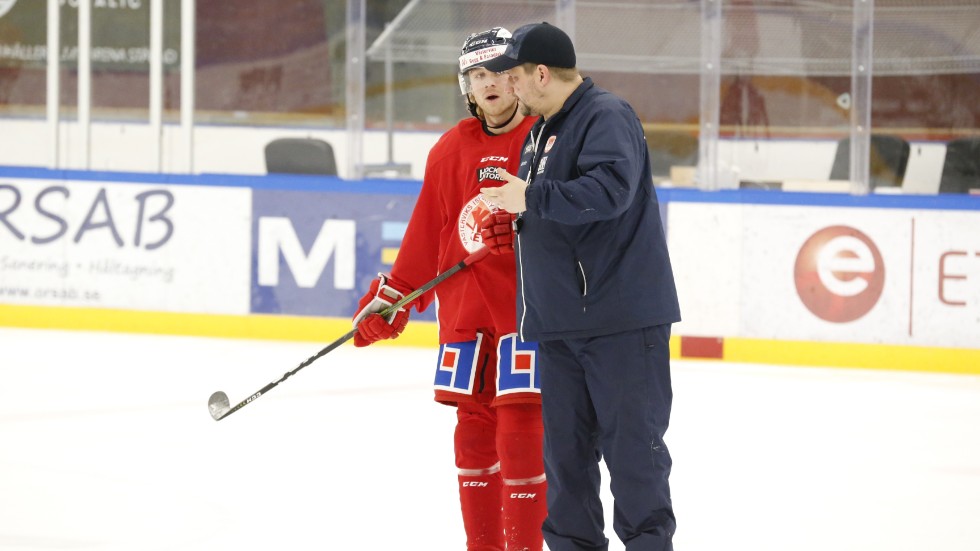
xmin=250 ymin=185 xmax=436 ymax=321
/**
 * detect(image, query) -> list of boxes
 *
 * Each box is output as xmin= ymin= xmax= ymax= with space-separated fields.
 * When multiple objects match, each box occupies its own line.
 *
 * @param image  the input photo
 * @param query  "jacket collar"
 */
xmin=537 ymin=76 xmax=594 ymax=128
xmin=559 ymin=76 xmax=594 ymax=116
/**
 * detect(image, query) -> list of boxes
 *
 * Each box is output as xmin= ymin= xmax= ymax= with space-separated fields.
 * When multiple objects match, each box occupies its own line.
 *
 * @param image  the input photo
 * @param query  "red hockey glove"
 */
xmin=479 ymin=211 xmax=516 ymax=255
xmin=352 ymin=274 xmax=413 ymax=347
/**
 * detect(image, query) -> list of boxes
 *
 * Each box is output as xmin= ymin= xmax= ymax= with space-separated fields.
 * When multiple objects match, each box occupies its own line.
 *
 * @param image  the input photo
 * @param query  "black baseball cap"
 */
xmin=483 ymin=22 xmax=576 ymax=72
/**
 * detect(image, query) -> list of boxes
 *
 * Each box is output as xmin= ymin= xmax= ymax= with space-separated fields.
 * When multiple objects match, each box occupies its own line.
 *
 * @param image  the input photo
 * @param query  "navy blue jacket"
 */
xmin=515 ymin=78 xmax=681 ymax=341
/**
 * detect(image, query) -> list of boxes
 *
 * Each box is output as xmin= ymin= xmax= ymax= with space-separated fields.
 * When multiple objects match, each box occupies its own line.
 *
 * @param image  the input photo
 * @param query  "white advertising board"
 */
xmin=908 ymin=210 xmax=980 ymax=347
xmin=669 ymin=201 xmax=980 ymax=349
xmin=667 ymin=202 xmax=742 ymax=337
xmin=740 ymin=204 xmax=914 ymax=344
xmin=0 ymin=178 xmax=251 ymax=314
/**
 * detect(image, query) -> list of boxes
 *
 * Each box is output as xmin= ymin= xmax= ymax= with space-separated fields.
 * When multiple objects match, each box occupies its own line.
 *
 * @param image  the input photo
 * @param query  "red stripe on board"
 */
xmin=680 ymin=336 xmax=724 ymax=359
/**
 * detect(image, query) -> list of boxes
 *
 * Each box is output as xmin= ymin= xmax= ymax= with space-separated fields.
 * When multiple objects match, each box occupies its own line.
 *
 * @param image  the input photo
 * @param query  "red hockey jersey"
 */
xmin=391 ymin=115 xmax=536 ymax=344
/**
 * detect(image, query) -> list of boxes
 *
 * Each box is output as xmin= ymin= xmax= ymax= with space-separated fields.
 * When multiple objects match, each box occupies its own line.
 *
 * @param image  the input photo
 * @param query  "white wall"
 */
xmin=0 ymin=119 xmax=442 ymax=180
xmin=0 ymin=118 xmax=947 ymax=191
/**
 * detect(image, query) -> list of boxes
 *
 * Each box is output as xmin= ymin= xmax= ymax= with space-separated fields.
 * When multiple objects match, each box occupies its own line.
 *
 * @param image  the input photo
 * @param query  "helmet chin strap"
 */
xmin=482 ymin=102 xmax=519 ymax=133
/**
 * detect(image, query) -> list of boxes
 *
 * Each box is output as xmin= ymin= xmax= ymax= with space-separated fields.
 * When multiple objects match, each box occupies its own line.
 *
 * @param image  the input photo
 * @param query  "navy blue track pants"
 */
xmin=539 ymin=324 xmax=675 ymax=551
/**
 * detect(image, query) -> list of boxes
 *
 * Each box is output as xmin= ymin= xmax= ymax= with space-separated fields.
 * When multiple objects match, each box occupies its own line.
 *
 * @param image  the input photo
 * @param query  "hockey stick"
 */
xmin=208 ymin=246 xmax=491 ymax=421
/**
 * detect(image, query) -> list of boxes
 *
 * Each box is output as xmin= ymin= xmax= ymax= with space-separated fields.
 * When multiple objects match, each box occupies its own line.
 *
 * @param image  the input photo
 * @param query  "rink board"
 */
xmin=1 ymin=167 xmax=978 ymax=373
xmin=667 ymin=197 xmax=980 ymax=350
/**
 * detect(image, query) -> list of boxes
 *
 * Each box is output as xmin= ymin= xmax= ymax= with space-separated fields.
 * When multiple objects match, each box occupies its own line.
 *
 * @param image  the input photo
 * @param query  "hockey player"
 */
xmin=350 ymin=28 xmax=546 ymax=551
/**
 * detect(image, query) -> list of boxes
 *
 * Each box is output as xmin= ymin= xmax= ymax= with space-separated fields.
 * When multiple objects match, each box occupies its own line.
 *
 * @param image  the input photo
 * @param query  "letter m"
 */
xmin=257 ymin=217 xmax=355 ymax=289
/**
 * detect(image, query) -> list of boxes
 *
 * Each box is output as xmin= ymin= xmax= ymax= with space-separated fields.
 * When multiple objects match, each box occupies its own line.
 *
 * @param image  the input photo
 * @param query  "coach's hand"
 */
xmin=480 ymin=168 xmax=527 ymax=214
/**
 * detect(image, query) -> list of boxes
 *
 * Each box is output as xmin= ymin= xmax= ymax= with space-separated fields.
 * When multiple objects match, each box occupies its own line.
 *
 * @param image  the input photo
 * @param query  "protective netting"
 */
xmin=367 ymin=0 xmax=556 ymax=65
xmin=368 ymin=0 xmax=980 ymax=76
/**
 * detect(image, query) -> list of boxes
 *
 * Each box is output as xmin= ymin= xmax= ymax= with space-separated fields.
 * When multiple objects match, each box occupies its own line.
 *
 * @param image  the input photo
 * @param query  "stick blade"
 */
xmin=208 ymin=391 xmax=231 ymax=421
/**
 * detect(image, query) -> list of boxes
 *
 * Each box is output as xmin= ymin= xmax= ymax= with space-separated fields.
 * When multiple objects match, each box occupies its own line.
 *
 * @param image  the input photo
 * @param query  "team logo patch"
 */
xmin=477 ymin=165 xmax=505 ymax=183
xmin=536 ymin=156 xmax=548 ymax=175
xmin=458 ymin=193 xmax=498 ymax=253
xmin=544 ymin=135 xmax=557 ymax=153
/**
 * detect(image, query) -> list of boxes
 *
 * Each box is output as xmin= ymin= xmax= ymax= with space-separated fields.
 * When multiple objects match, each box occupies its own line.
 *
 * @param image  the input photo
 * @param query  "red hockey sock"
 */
xmin=503 ymin=479 xmax=547 ymax=551
xmin=456 ymin=403 xmax=505 ymax=550
xmin=497 ymin=403 xmax=547 ymax=551
xmin=458 ymin=470 xmax=504 ymax=551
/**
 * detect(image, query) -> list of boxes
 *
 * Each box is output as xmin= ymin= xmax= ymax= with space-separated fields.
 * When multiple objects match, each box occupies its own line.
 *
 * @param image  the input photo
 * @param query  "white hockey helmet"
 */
xmin=457 ymin=27 xmax=512 ymax=96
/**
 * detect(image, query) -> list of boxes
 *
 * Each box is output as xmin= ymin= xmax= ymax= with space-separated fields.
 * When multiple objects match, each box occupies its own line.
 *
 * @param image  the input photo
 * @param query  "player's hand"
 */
xmin=479 ymin=211 xmax=516 ymax=255
xmin=352 ymin=274 xmax=412 ymax=347
xmin=480 ymin=168 xmax=528 ymax=213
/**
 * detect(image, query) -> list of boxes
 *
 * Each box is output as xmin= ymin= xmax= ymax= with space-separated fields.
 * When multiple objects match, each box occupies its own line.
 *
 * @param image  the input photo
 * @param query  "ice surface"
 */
xmin=1 ymin=327 xmax=979 ymax=550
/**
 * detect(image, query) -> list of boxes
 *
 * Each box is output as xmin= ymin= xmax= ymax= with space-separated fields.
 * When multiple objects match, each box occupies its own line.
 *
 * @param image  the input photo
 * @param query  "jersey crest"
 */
xmin=457 ymin=193 xmax=498 ymax=253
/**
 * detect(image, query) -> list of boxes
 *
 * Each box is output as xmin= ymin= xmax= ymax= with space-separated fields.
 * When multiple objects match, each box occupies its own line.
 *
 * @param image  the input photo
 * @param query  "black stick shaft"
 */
xmin=211 ymin=247 xmax=490 ymax=421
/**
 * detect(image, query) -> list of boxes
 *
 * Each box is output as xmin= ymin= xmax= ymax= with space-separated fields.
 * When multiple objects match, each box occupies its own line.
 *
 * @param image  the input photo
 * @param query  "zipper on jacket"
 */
xmin=517 ymin=124 xmax=548 ymax=341
xmin=517 ymin=232 xmax=528 ymax=341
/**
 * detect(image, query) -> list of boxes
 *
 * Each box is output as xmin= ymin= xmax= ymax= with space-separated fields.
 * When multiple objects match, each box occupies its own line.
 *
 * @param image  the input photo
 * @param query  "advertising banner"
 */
xmin=0 ymin=0 xmax=182 ymax=71
xmin=250 ymin=187 xmax=434 ymax=321
xmin=0 ymin=177 xmax=251 ymax=314
xmin=907 ymin=210 xmax=980 ymax=348
xmin=4 ymin=171 xmax=975 ymax=358
xmin=741 ymin=204 xmax=915 ymax=344
xmin=670 ymin=200 xmax=980 ymax=350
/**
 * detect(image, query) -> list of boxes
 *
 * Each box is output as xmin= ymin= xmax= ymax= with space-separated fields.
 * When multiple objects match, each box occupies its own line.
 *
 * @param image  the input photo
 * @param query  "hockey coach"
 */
xmin=479 ymin=22 xmax=681 ymax=551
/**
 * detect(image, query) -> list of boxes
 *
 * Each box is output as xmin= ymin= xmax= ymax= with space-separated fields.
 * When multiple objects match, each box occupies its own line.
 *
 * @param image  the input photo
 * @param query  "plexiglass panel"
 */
xmin=0 ymin=0 xmax=977 ymax=189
